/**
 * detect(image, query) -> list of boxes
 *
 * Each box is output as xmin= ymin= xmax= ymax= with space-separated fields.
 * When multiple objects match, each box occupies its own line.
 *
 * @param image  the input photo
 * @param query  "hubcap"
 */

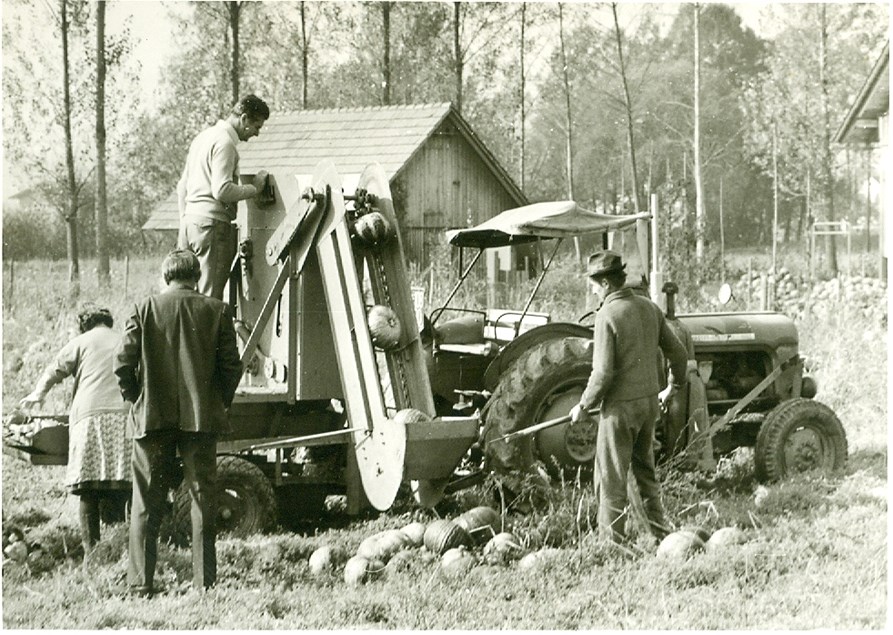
xmin=784 ymin=424 xmax=831 ymax=473
xmin=533 ymin=381 xmax=597 ymax=469
xmin=217 ymin=487 xmax=245 ymax=531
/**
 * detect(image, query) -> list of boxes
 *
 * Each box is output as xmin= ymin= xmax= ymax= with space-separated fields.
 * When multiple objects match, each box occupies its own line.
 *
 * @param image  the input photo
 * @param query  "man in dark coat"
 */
xmin=570 ymin=250 xmax=688 ymax=544
xmin=114 ymin=249 xmax=243 ymax=596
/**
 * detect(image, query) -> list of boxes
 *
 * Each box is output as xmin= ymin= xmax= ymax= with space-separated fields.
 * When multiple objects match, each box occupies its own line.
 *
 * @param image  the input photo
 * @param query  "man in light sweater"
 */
xmin=177 ymin=94 xmax=270 ymax=300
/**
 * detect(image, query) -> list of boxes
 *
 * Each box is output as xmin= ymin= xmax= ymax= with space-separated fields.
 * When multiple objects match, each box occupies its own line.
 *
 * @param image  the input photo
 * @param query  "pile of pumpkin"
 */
xmin=656 ymin=525 xmax=748 ymax=559
xmin=308 ymin=506 xmax=543 ymax=587
xmin=308 ymin=506 xmax=752 ymax=585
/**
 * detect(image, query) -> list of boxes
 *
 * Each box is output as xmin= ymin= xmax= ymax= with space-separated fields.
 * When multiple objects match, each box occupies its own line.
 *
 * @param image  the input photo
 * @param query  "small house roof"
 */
xmin=835 ymin=41 xmax=889 ymax=145
xmin=143 ymin=103 xmax=526 ymax=231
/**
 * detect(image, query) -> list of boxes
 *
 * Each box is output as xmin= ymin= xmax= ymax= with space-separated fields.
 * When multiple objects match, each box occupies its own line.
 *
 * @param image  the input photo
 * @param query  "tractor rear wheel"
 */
xmin=482 ymin=337 xmax=596 ymax=479
xmin=165 ymin=455 xmax=277 ymax=547
xmin=754 ymin=398 xmax=847 ymax=482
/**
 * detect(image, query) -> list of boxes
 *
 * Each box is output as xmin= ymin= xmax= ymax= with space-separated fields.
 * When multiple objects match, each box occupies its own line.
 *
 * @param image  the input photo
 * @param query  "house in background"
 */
xmin=835 ymin=41 xmax=889 ymax=280
xmin=142 ymin=103 xmax=527 ymax=264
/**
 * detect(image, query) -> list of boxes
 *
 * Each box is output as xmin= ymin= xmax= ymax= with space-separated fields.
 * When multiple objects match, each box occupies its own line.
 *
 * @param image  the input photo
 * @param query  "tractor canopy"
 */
xmin=446 ymin=200 xmax=650 ymax=249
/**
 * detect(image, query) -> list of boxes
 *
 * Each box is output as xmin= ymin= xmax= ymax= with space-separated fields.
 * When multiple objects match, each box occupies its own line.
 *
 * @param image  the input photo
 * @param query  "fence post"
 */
xmin=124 ymin=255 xmax=130 ymax=299
xmin=747 ymin=258 xmax=753 ymax=308
xmin=759 ymin=273 xmax=768 ymax=311
xmin=8 ymin=257 xmax=13 ymax=302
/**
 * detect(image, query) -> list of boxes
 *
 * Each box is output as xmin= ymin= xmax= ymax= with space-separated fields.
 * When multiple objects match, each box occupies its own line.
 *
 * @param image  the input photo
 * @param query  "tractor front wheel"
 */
xmin=754 ymin=398 xmax=847 ymax=482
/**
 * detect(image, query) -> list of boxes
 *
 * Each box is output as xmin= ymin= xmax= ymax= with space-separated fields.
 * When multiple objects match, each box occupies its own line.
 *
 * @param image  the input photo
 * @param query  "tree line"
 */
xmin=2 ymin=1 xmax=887 ymax=298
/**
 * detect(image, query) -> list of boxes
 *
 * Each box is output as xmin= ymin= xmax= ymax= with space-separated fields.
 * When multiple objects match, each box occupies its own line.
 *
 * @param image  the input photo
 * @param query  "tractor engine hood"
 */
xmin=678 ymin=312 xmax=799 ymax=350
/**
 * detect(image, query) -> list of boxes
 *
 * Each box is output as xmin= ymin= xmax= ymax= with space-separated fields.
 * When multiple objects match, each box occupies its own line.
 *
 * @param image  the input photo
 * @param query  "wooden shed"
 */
xmin=142 ymin=102 xmax=527 ymax=262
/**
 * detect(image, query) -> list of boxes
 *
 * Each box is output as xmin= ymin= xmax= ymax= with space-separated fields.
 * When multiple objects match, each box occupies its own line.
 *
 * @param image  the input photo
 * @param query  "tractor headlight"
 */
xmin=801 ymin=375 xmax=818 ymax=399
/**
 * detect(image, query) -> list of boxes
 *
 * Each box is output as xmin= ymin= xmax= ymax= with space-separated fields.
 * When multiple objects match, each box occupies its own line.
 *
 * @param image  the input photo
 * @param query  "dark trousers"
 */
xmin=129 ymin=431 xmax=217 ymax=589
xmin=595 ymin=395 xmax=670 ymax=543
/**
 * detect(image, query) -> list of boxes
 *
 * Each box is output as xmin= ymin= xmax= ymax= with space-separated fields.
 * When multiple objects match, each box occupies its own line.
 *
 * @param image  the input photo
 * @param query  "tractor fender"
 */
xmin=483 ymin=322 xmax=593 ymax=391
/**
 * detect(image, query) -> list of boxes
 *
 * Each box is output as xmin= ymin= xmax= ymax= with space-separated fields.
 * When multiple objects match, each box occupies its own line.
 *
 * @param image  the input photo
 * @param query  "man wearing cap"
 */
xmin=570 ymin=250 xmax=688 ymax=544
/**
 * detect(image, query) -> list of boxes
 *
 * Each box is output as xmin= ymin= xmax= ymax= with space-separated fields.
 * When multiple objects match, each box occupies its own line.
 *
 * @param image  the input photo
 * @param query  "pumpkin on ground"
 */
xmin=400 ymin=521 xmax=427 ymax=547
xmin=367 ymin=305 xmax=402 ymax=351
xmin=344 ymin=555 xmax=370 ymax=586
xmin=517 ymin=548 xmax=562 ymax=571
xmin=308 ymin=545 xmax=337 ymax=576
xmin=441 ymin=546 xmax=476 ymax=577
xmin=344 ymin=555 xmax=384 ymax=586
xmin=455 ymin=506 xmax=502 ymax=544
xmin=357 ymin=529 xmax=412 ymax=562
xmin=424 ymin=519 xmax=472 ymax=555
xmin=482 ymin=532 xmax=524 ymax=564
xmin=385 ymin=549 xmax=415 ymax=574
xmin=657 ymin=530 xmax=705 ymax=559
xmin=705 ymin=526 xmax=747 ymax=552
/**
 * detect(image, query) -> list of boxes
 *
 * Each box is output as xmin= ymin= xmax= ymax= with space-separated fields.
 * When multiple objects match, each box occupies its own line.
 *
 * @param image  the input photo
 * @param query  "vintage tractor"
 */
xmin=423 ymin=200 xmax=848 ymax=489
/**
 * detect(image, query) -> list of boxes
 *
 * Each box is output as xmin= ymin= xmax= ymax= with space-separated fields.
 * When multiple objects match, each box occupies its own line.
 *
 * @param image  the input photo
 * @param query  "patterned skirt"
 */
xmin=66 ymin=412 xmax=131 ymax=494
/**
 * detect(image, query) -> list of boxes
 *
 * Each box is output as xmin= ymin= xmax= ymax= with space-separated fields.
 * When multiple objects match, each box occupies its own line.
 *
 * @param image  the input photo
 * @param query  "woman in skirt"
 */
xmin=20 ymin=304 xmax=131 ymax=551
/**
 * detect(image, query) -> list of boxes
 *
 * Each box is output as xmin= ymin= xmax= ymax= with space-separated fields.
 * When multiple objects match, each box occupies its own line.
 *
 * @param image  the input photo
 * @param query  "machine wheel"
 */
xmin=754 ymin=399 xmax=847 ymax=482
xmin=166 ymin=455 xmax=277 ymax=547
xmin=482 ymin=337 xmax=595 ymax=478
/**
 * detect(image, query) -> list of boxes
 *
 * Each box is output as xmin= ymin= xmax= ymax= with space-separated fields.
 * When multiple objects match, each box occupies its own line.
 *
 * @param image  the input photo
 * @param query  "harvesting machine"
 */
xmin=7 ymin=161 xmax=480 ymax=540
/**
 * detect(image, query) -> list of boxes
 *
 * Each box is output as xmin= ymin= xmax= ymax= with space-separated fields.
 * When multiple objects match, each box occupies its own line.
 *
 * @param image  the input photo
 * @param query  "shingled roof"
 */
xmin=143 ymin=102 xmax=525 ymax=231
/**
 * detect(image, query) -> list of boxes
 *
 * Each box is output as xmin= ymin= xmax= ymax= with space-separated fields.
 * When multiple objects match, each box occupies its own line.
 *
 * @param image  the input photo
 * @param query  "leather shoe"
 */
xmin=127 ymin=585 xmax=154 ymax=598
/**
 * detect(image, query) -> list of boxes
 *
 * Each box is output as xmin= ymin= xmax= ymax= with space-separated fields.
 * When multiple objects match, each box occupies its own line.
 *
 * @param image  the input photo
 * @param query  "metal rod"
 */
xmin=706 ymin=355 xmax=798 ymax=436
xmin=245 ymin=427 xmax=363 ymax=451
xmin=431 ymin=248 xmax=484 ymax=326
xmin=514 ymin=238 xmax=563 ymax=338
xmin=492 ymin=407 xmax=598 ymax=444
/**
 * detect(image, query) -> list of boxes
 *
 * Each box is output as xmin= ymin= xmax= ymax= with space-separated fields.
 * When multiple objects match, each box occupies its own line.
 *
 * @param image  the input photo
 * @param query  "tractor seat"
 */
xmin=434 ymin=314 xmax=486 ymax=345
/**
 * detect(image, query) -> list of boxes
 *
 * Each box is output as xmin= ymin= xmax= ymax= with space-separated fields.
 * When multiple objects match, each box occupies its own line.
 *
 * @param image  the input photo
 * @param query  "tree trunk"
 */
xmin=453 ymin=2 xmax=462 ymax=113
xmin=558 ymin=3 xmax=578 ymax=261
xmin=519 ymin=2 xmax=526 ymax=191
xmin=301 ymin=1 xmax=308 ymax=108
xmin=612 ymin=2 xmax=642 ymax=214
xmin=61 ymin=0 xmax=79 ymax=301
xmin=228 ymin=1 xmax=241 ymax=104
xmin=819 ymin=4 xmax=838 ymax=274
xmin=95 ymin=0 xmax=109 ymax=286
xmin=692 ymin=3 xmax=706 ymax=262
xmin=382 ymin=2 xmax=391 ymax=105
xmin=558 ymin=3 xmax=574 ymax=199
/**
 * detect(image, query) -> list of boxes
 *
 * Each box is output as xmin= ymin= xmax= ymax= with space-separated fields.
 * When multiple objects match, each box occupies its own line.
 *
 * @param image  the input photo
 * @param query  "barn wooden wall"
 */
xmin=396 ymin=121 xmax=520 ymax=263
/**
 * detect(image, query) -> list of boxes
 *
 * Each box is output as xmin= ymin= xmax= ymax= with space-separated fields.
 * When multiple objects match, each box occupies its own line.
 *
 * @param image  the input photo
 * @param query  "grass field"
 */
xmin=1 ymin=254 xmax=887 ymax=629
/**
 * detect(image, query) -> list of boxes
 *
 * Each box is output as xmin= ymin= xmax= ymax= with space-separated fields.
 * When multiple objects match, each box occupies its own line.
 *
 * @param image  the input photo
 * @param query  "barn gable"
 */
xmin=142 ymin=103 xmax=526 ymax=238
